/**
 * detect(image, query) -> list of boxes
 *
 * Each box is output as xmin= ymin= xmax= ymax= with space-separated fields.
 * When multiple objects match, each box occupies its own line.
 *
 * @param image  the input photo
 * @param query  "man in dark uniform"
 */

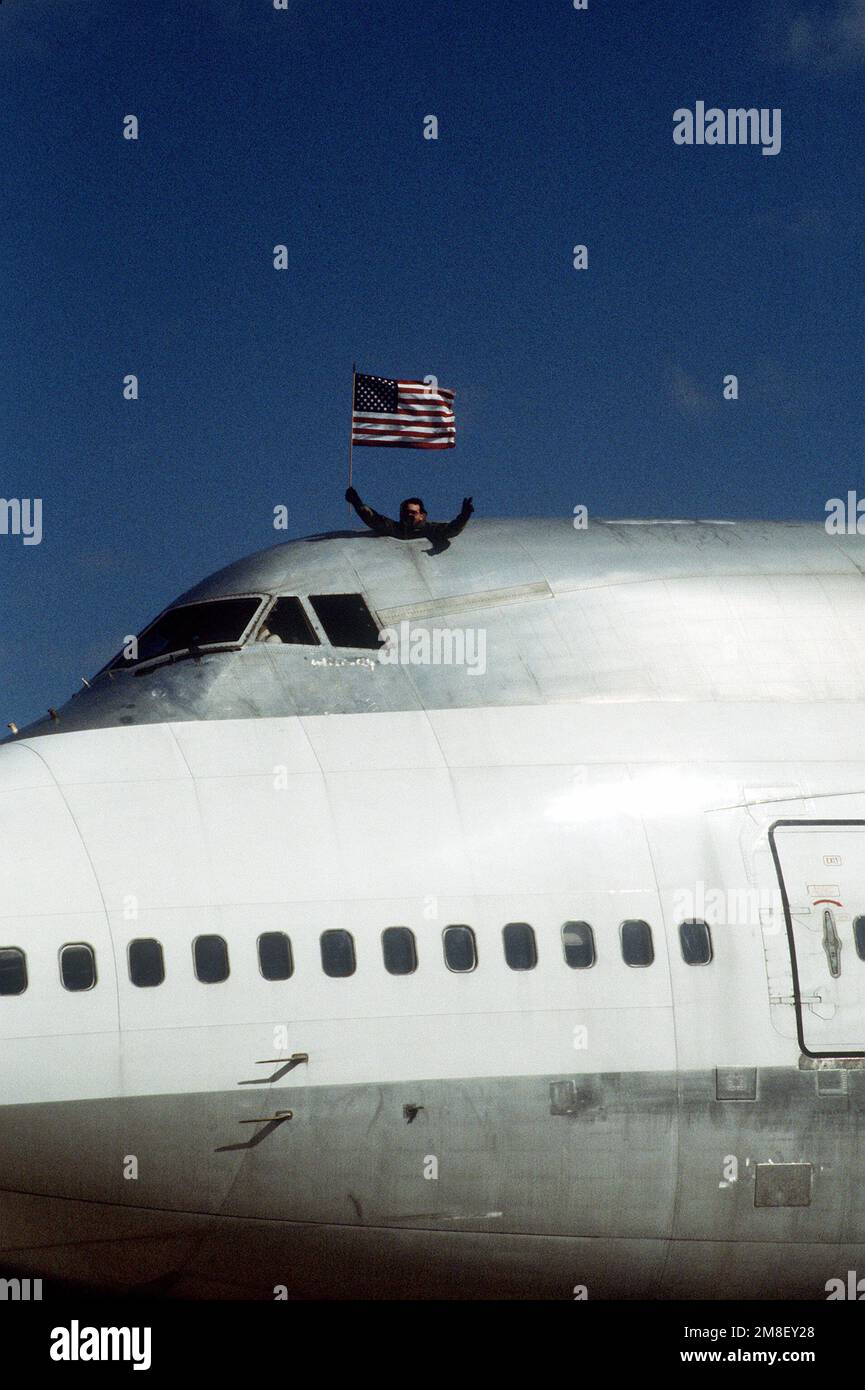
xmin=345 ymin=488 xmax=474 ymax=543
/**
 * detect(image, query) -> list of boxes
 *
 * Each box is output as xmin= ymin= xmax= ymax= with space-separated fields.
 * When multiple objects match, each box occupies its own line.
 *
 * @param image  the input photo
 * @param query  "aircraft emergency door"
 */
xmin=770 ymin=820 xmax=865 ymax=1057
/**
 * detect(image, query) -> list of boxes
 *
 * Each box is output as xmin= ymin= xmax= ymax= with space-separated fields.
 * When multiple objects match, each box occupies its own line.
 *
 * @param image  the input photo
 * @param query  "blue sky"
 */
xmin=1 ymin=0 xmax=863 ymax=725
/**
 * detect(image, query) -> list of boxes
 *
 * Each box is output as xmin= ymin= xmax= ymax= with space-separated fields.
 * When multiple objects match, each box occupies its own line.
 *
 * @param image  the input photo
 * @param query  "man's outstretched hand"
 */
xmin=345 ymin=486 xmax=361 ymax=505
xmin=461 ymin=496 xmax=474 ymax=514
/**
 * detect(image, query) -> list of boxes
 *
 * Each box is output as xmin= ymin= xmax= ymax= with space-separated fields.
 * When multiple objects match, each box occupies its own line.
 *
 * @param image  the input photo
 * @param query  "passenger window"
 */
xmin=502 ymin=922 xmax=537 ymax=971
xmin=382 ymin=926 xmax=417 ymax=976
xmin=320 ymin=929 xmax=356 ymax=978
xmin=308 ymin=593 xmax=381 ymax=649
xmin=128 ymin=938 xmax=165 ymax=987
xmin=561 ymin=921 xmax=595 ymax=969
xmin=110 ymin=597 xmax=262 ymax=668
xmin=256 ymin=598 xmax=319 ymax=646
xmin=193 ymin=935 xmax=229 ymax=984
xmin=621 ymin=920 xmax=654 ymax=967
xmin=443 ymin=925 xmax=477 ymax=973
xmin=258 ymin=932 xmax=294 ymax=981
xmin=0 ymin=947 xmax=27 ymax=996
xmin=60 ymin=943 xmax=97 ymax=992
xmin=855 ymin=917 xmax=865 ymax=961
xmin=679 ymin=919 xmax=712 ymax=966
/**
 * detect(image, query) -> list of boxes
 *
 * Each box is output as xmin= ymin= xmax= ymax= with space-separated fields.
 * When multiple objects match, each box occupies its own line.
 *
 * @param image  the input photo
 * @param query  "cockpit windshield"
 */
xmin=110 ymin=597 xmax=262 ymax=669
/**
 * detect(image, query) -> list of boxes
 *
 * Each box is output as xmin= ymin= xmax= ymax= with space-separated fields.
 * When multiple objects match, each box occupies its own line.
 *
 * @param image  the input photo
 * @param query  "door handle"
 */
xmin=822 ymin=909 xmax=842 ymax=978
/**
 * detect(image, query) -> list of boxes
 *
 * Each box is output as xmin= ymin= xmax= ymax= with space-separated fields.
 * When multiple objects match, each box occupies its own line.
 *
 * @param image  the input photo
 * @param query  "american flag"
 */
xmin=351 ymin=373 xmax=456 ymax=449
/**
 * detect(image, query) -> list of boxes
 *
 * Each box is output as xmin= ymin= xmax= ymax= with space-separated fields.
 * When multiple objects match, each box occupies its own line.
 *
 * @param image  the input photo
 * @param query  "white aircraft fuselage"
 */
xmin=2 ymin=517 xmax=864 ymax=1299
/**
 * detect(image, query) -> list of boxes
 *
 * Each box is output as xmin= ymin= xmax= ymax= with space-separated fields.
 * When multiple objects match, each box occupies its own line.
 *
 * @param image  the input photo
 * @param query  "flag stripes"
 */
xmin=352 ymin=374 xmax=456 ymax=448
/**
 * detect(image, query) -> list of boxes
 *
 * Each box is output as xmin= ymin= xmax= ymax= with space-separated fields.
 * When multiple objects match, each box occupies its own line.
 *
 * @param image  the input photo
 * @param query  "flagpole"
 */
xmin=347 ymin=362 xmax=356 ymax=520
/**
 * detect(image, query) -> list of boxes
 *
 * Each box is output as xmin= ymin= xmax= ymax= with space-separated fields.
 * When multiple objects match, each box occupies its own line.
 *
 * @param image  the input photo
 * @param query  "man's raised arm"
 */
xmin=345 ymin=487 xmax=399 ymax=536
xmin=442 ymin=496 xmax=474 ymax=538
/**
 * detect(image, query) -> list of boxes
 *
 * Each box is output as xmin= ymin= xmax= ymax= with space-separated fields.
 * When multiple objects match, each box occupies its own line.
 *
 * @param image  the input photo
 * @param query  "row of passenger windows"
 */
xmin=105 ymin=592 xmax=382 ymax=671
xmin=0 ymin=921 xmax=719 ymax=996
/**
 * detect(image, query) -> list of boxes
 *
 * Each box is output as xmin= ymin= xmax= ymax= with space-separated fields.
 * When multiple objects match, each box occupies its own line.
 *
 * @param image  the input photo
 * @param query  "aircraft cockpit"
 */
xmin=100 ymin=592 xmax=383 ymax=676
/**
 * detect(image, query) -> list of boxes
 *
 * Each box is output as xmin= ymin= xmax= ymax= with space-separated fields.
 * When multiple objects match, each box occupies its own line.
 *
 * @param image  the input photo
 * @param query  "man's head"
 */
xmin=399 ymin=497 xmax=427 ymax=530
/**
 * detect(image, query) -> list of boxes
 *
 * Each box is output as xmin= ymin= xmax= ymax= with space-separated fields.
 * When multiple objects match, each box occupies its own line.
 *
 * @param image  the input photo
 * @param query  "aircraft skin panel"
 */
xmin=0 ymin=1007 xmax=677 ymax=1105
xmin=0 ymin=1067 xmax=861 ymax=1298
xmin=2 ymin=710 xmax=863 ymax=1085
xmin=0 ymin=1075 xmax=676 ymax=1233
xmin=167 ymin=520 xmax=865 ymax=614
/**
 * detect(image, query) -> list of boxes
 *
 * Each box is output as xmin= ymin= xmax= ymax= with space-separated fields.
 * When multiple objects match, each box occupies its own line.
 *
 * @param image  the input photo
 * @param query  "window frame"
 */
xmin=620 ymin=919 xmax=655 ymax=968
xmin=257 ymin=931 xmax=294 ymax=981
xmin=502 ymin=922 xmax=538 ymax=972
xmin=59 ymin=942 xmax=98 ymax=992
xmin=307 ymin=592 xmax=383 ymax=650
xmin=251 ymin=597 xmax=320 ymax=647
xmin=101 ymin=594 xmax=267 ymax=675
xmin=442 ymin=925 xmax=478 ymax=974
xmin=561 ymin=920 xmax=597 ymax=970
xmin=0 ymin=946 xmax=28 ymax=996
xmin=127 ymin=937 xmax=166 ymax=988
xmin=192 ymin=933 xmax=230 ymax=985
xmin=381 ymin=926 xmax=418 ymax=976
xmin=320 ymin=929 xmax=357 ymax=979
xmin=678 ymin=918 xmax=713 ymax=967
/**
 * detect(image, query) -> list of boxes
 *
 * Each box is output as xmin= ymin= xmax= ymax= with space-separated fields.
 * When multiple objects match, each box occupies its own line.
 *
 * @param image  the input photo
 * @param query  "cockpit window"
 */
xmin=111 ymin=598 xmax=262 ymax=668
xmin=308 ymin=594 xmax=381 ymax=649
xmin=255 ymin=597 xmax=320 ymax=646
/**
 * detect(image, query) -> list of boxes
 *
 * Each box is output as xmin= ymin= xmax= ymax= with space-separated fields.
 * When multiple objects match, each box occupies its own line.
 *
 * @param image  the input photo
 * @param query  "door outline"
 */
xmin=769 ymin=817 xmax=865 ymax=1059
